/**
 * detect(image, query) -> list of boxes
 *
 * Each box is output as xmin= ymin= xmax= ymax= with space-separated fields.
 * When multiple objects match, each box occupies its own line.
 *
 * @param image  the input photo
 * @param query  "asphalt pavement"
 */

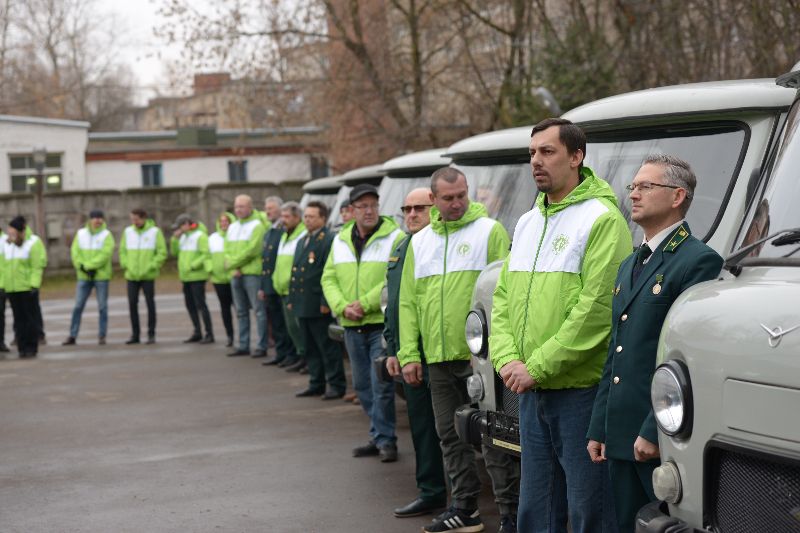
xmin=0 ymin=291 xmax=503 ymax=532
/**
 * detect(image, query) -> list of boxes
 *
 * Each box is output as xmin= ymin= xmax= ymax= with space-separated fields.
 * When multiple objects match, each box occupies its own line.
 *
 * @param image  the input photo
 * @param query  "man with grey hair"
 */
xmin=587 ymin=154 xmax=722 ymax=532
xmin=260 ymin=195 xmax=297 ymax=365
xmin=225 ymin=194 xmax=268 ymax=356
xmin=271 ymin=201 xmax=308 ymax=371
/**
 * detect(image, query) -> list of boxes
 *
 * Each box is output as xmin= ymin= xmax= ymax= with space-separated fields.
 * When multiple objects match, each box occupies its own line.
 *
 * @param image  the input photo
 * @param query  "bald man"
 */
xmin=384 ymin=188 xmax=447 ymax=518
xmin=225 ymin=195 xmax=269 ymax=356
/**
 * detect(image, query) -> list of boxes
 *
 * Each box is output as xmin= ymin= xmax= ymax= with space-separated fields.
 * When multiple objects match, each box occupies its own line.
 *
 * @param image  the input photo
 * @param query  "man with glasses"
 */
xmin=490 ymin=118 xmax=631 ymax=532
xmin=587 ymin=155 xmax=722 ymax=532
xmin=322 ymin=184 xmax=404 ymax=462
xmin=384 ymin=188 xmax=447 ymax=519
xmin=399 ymin=168 xmax=520 ymax=533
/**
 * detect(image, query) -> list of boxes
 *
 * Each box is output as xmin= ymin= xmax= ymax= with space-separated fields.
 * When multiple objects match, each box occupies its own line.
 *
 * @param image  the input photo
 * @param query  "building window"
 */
xmin=141 ymin=163 xmax=163 ymax=187
xmin=310 ymin=155 xmax=329 ymax=179
xmin=228 ymin=160 xmax=248 ymax=182
xmin=9 ymin=153 xmax=63 ymax=192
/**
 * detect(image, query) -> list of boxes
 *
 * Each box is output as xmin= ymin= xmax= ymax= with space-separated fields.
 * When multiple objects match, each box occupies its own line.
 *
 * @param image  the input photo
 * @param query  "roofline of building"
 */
xmin=89 ymin=126 xmax=325 ymax=142
xmin=0 ymin=114 xmax=91 ymax=129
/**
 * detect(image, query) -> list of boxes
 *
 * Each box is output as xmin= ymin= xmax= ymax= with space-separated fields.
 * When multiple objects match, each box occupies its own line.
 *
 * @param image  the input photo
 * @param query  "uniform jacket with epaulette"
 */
xmin=289 ymin=227 xmax=334 ymax=318
xmin=587 ymin=223 xmax=723 ymax=460
xmin=261 ymin=222 xmax=285 ymax=296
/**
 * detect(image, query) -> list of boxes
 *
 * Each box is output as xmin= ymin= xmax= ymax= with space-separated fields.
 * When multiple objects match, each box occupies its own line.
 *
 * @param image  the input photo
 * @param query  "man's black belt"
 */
xmin=344 ymin=323 xmax=384 ymax=334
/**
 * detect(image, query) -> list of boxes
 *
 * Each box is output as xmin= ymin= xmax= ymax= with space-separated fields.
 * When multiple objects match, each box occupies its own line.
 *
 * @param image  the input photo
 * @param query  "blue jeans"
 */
xmin=231 ymin=275 xmax=267 ymax=352
xmin=344 ymin=328 xmax=396 ymax=447
xmin=69 ymin=280 xmax=109 ymax=339
xmin=518 ymin=386 xmax=617 ymax=533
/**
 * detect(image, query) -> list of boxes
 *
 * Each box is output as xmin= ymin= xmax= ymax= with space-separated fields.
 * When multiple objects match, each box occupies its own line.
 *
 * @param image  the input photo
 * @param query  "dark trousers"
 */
xmin=8 ymin=291 xmax=38 ymax=356
xmin=608 ymin=459 xmax=659 ymax=533
xmin=33 ymin=290 xmax=44 ymax=339
xmin=182 ymin=281 xmax=213 ymax=336
xmin=403 ymin=365 xmax=447 ymax=504
xmin=127 ymin=280 xmax=156 ymax=339
xmin=213 ymin=283 xmax=234 ymax=341
xmin=0 ymin=289 xmax=6 ymax=345
xmin=266 ymin=294 xmax=296 ymax=363
xmin=299 ymin=315 xmax=346 ymax=394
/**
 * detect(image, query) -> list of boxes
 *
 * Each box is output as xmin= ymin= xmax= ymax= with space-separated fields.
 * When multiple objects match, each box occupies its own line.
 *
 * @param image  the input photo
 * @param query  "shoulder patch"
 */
xmin=663 ymin=224 xmax=689 ymax=253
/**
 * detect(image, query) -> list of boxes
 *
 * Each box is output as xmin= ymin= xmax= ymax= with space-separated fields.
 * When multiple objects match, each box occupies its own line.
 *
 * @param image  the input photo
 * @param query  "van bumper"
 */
xmin=635 ymin=501 xmax=701 ymax=533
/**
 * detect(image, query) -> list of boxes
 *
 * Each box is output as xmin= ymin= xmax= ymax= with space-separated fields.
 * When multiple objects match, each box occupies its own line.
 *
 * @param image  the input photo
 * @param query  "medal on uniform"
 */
xmin=652 ymin=274 xmax=663 ymax=295
xmin=614 ymin=284 xmax=621 ymax=296
xmin=308 ymin=251 xmax=316 ymax=264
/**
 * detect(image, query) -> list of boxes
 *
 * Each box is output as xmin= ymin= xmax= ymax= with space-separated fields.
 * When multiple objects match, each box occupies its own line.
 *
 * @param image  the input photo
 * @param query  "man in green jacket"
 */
xmin=225 ymin=195 xmax=268 ymax=357
xmin=586 ymin=155 xmax=723 ymax=532
xmin=271 ymin=201 xmax=307 ymax=370
xmin=209 ymin=212 xmax=236 ymax=347
xmin=322 ymin=184 xmax=404 ymax=462
xmin=384 ymin=187 xmax=447 ymax=519
xmin=398 ymin=168 xmax=519 ymax=533
xmin=63 ymin=209 xmax=115 ymax=346
xmin=490 ymin=118 xmax=631 ymax=532
xmin=289 ymin=201 xmax=346 ymax=397
xmin=119 ymin=208 xmax=167 ymax=345
xmin=171 ymin=214 xmax=213 ymax=344
xmin=4 ymin=216 xmax=46 ymax=358
xmin=0 ymin=229 xmax=9 ymax=352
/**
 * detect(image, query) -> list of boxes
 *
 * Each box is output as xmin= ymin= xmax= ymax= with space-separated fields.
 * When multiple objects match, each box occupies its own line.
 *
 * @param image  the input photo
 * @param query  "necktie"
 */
xmin=632 ymin=244 xmax=652 ymax=285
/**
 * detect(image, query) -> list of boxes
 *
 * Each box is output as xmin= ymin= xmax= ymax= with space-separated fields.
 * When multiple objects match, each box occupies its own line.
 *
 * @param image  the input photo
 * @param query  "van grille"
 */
xmin=709 ymin=446 xmax=800 ymax=532
xmin=501 ymin=386 xmax=520 ymax=419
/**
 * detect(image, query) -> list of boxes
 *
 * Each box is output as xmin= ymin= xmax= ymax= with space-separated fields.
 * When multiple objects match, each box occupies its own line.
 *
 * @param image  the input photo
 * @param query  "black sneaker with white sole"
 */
xmin=423 ymin=507 xmax=484 ymax=533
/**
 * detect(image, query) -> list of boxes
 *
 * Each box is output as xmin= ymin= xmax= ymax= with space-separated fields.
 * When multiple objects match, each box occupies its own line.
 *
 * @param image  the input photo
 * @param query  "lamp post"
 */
xmin=32 ymin=146 xmax=47 ymax=240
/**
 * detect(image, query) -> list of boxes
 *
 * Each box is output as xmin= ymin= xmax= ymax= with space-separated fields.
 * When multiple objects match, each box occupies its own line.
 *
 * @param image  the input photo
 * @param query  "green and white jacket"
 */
xmin=208 ymin=212 xmax=235 ymax=285
xmin=170 ymin=223 xmax=210 ymax=282
xmin=119 ymin=219 xmax=167 ymax=281
xmin=0 ymin=231 xmax=7 ymax=290
xmin=71 ymin=222 xmax=115 ymax=281
xmin=3 ymin=231 xmax=47 ymax=293
xmin=271 ymin=222 xmax=307 ymax=297
xmin=225 ymin=212 xmax=268 ymax=276
xmin=490 ymin=167 xmax=633 ymax=389
xmin=398 ymin=203 xmax=510 ymax=366
xmin=322 ymin=217 xmax=404 ymax=327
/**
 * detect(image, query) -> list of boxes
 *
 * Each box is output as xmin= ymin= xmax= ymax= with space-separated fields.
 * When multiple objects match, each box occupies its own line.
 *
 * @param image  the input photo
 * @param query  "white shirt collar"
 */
xmin=641 ymin=219 xmax=685 ymax=260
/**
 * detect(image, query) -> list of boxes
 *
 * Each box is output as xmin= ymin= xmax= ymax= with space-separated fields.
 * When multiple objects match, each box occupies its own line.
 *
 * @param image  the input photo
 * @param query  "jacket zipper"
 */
xmin=519 ymin=208 xmax=549 ymax=358
xmin=440 ymin=222 xmax=448 ymax=358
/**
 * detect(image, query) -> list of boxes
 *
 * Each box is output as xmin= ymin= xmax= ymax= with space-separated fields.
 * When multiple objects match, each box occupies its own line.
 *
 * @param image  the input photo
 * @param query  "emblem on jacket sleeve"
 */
xmin=457 ymin=243 xmax=471 ymax=256
xmin=552 ymin=234 xmax=569 ymax=255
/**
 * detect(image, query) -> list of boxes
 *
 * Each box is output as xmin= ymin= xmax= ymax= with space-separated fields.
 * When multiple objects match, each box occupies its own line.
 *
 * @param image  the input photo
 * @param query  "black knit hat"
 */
xmin=9 ymin=215 xmax=25 ymax=232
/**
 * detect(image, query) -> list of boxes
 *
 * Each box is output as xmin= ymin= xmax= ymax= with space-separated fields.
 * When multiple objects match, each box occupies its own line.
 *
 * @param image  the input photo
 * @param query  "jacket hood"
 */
xmin=85 ymin=220 xmax=108 ymax=234
xmin=536 ymin=166 xmax=618 ymax=216
xmin=216 ymin=212 xmax=236 ymax=235
xmin=133 ymin=219 xmax=157 ymax=232
xmin=285 ymin=222 xmax=307 ymax=240
xmin=430 ymin=202 xmax=489 ymax=235
xmin=338 ymin=216 xmax=399 ymax=247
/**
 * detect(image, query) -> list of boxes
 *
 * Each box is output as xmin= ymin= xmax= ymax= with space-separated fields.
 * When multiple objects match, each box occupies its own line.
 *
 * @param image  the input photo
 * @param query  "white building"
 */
xmin=0 ymin=115 xmax=90 ymax=193
xmin=86 ymin=127 xmax=329 ymax=189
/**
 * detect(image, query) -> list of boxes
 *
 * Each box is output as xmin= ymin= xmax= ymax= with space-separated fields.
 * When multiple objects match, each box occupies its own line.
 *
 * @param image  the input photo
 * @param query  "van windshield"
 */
xmin=455 ymin=124 xmax=746 ymax=242
xmin=328 ymin=186 xmax=352 ymax=229
xmin=379 ymin=176 xmax=431 ymax=227
xmin=736 ymin=100 xmax=800 ymax=260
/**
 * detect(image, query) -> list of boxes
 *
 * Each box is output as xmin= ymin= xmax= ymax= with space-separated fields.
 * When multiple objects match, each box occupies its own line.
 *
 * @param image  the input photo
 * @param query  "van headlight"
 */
xmin=467 ymin=374 xmax=485 ymax=402
xmin=465 ymin=310 xmax=488 ymax=358
xmin=651 ymin=360 xmax=693 ymax=438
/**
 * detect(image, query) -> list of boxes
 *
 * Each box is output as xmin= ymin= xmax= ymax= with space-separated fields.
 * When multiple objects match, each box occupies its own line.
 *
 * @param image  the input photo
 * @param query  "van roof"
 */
xmin=341 ymin=164 xmax=386 ymax=186
xmin=381 ymin=148 xmax=451 ymax=176
xmin=446 ymin=79 xmax=795 ymax=161
xmin=302 ymin=175 xmax=344 ymax=193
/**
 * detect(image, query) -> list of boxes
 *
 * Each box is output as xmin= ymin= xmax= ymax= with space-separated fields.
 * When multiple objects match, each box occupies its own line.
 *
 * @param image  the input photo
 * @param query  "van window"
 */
xmin=455 ymin=162 xmax=536 ymax=233
xmin=736 ymin=101 xmax=800 ymax=259
xmin=379 ymin=176 xmax=432 ymax=226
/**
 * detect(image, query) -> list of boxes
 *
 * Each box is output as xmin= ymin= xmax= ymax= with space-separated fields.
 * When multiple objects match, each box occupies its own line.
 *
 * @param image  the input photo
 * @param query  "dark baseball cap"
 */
xmin=349 ymin=184 xmax=379 ymax=204
xmin=89 ymin=209 xmax=105 ymax=219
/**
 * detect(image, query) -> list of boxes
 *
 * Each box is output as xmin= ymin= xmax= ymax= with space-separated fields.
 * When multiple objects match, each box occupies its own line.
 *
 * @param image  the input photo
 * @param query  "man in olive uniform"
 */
xmin=259 ymin=196 xmax=297 ymax=366
xmin=384 ymin=188 xmax=447 ymax=518
xmin=587 ymin=155 xmax=723 ymax=532
xmin=289 ymin=201 xmax=346 ymax=398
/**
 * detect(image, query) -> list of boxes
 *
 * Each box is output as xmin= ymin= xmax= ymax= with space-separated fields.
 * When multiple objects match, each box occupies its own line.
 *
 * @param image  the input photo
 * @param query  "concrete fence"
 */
xmin=0 ymin=181 xmax=305 ymax=270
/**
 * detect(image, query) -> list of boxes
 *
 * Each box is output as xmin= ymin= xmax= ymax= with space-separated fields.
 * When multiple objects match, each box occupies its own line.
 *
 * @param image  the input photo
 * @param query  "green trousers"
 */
xmin=608 ymin=458 xmax=659 ymax=533
xmin=281 ymin=296 xmax=305 ymax=360
xmin=402 ymin=364 xmax=447 ymax=504
xmin=299 ymin=315 xmax=346 ymax=394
